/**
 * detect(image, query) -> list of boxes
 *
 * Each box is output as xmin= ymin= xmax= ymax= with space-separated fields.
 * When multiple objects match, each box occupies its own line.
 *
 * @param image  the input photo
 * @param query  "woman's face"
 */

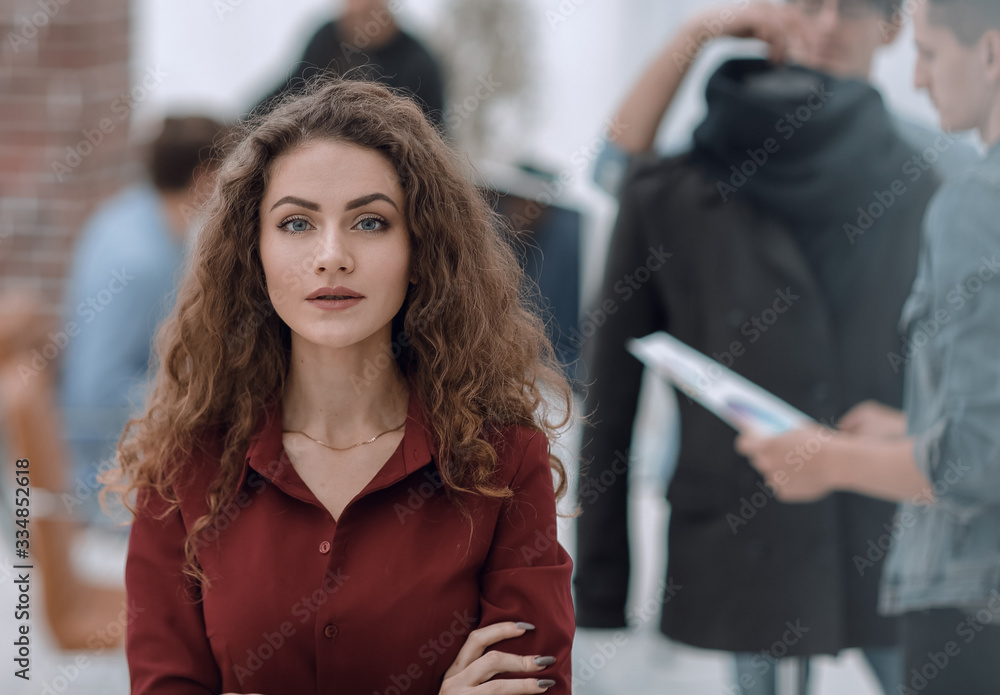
xmin=259 ymin=139 xmax=412 ymax=355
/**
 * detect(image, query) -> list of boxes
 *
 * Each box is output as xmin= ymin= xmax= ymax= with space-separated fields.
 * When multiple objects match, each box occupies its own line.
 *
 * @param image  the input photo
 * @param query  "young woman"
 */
xmin=108 ymin=78 xmax=575 ymax=695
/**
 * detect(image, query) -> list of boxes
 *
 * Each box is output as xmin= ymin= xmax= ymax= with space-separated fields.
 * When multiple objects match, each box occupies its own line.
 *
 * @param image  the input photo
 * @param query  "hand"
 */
xmin=439 ymin=621 xmax=557 ymax=694
xmin=838 ymin=400 xmax=907 ymax=439
xmin=684 ymin=1 xmax=803 ymax=63
xmin=735 ymin=424 xmax=839 ymax=502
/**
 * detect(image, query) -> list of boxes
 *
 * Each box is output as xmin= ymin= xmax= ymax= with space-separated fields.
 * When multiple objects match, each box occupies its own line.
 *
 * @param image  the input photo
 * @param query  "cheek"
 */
xmin=260 ymin=236 xmax=306 ymax=303
xmin=376 ymin=238 xmax=412 ymax=290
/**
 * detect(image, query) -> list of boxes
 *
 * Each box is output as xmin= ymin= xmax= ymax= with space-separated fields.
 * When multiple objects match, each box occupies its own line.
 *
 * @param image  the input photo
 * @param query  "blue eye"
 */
xmin=355 ymin=215 xmax=388 ymax=233
xmin=279 ymin=217 xmax=311 ymax=234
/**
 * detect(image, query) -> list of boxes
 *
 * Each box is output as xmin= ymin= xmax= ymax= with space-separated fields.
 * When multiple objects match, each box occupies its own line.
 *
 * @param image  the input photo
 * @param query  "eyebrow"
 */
xmin=269 ymin=196 xmax=320 ymax=212
xmin=346 ymin=192 xmax=398 ymax=211
xmin=268 ymin=192 xmax=399 ymax=213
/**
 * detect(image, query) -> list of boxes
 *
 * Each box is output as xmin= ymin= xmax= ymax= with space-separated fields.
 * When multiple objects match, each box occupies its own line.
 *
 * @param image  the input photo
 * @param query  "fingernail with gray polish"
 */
xmin=537 ymin=679 xmax=556 ymax=688
xmin=533 ymin=655 xmax=556 ymax=666
xmin=515 ymin=621 xmax=535 ymax=630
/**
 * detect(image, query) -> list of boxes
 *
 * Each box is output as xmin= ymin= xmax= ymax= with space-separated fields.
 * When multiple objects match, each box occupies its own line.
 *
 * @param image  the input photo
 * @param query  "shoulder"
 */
xmin=135 ymin=429 xmax=229 ymax=523
xmin=76 ymin=185 xmax=172 ymax=269
xmin=927 ymin=169 xmax=1000 ymax=231
xmin=306 ymin=19 xmax=338 ymax=46
xmin=891 ymin=116 xmax=981 ymax=179
xmin=486 ymin=424 xmax=550 ymax=490
xmin=619 ymin=152 xmax=714 ymax=212
xmin=925 ymin=171 xmax=1000 ymax=278
xmin=392 ymin=28 xmax=439 ymax=64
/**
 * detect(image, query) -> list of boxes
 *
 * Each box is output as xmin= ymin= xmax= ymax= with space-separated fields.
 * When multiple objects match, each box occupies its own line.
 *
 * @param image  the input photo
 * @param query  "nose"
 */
xmin=314 ymin=227 xmax=353 ymax=274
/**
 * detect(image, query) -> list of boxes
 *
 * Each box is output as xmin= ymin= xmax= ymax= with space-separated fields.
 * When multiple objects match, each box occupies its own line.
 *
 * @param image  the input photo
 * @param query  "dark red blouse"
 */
xmin=125 ymin=385 xmax=575 ymax=694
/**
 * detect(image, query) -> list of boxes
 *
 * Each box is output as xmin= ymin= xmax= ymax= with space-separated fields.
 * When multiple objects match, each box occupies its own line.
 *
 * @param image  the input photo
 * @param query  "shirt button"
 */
xmin=324 ymin=623 xmax=338 ymax=638
xmin=319 ymin=540 xmax=331 ymax=554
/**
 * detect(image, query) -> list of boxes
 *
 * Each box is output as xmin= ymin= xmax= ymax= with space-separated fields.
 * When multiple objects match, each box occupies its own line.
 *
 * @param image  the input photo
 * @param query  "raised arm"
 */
xmin=610 ymin=1 xmax=796 ymax=154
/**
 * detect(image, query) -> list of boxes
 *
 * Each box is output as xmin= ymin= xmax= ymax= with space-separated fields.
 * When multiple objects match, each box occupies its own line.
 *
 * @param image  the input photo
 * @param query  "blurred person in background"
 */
xmin=58 ymin=115 xmax=227 ymax=527
xmin=253 ymin=0 xmax=445 ymax=130
xmin=574 ymin=1 xmax=947 ymax=693
xmin=739 ymin=0 xmax=1000 ymax=691
xmin=593 ymin=0 xmax=977 ymax=197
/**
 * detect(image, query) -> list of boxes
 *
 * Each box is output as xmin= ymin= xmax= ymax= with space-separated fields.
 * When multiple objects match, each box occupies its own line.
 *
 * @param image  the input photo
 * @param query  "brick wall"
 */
xmin=0 ymin=0 xmax=135 ymax=315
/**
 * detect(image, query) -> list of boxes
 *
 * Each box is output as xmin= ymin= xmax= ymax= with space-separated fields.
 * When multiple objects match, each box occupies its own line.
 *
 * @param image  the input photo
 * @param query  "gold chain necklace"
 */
xmin=283 ymin=419 xmax=406 ymax=452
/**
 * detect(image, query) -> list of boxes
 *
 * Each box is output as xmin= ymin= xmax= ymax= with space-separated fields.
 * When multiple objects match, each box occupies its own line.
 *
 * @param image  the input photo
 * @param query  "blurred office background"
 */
xmin=0 ymin=0 xmax=955 ymax=692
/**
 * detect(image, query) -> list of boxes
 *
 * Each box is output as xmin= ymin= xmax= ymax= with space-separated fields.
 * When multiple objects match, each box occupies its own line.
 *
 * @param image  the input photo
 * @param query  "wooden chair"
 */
xmin=0 ymin=290 xmax=127 ymax=651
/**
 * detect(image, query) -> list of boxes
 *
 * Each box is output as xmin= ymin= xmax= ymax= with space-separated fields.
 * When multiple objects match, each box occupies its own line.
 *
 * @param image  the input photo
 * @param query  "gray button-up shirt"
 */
xmin=881 ymin=140 xmax=1000 ymax=614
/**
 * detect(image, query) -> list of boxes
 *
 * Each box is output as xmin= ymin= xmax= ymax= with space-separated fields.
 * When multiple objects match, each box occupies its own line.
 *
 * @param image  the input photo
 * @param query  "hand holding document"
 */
xmin=626 ymin=331 xmax=815 ymax=437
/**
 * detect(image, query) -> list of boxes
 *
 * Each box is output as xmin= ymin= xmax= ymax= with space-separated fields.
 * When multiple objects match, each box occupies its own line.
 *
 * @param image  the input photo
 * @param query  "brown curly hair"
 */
xmin=103 ymin=78 xmax=575 ymax=589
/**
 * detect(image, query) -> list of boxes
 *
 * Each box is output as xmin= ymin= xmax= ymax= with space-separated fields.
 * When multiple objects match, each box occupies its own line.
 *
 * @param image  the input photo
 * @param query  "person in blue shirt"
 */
xmin=58 ymin=116 xmax=227 ymax=527
xmin=739 ymin=1 xmax=1000 ymax=690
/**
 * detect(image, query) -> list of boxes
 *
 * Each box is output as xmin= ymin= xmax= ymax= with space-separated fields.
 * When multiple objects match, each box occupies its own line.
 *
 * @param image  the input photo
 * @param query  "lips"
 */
xmin=307 ymin=286 xmax=364 ymax=300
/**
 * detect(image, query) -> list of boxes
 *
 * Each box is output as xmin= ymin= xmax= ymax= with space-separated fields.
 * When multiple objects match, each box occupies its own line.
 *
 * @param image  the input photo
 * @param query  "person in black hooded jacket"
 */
xmin=251 ymin=0 xmax=444 ymax=130
xmin=574 ymin=2 xmax=943 ymax=693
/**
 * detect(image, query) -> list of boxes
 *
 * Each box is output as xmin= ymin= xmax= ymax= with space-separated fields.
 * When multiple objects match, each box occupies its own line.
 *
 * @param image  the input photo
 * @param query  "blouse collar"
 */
xmin=237 ymin=379 xmax=437 ymax=508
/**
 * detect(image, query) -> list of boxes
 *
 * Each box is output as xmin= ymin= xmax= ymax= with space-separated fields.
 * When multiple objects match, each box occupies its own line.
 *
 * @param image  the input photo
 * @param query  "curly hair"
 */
xmin=103 ymin=78 xmax=575 ymax=589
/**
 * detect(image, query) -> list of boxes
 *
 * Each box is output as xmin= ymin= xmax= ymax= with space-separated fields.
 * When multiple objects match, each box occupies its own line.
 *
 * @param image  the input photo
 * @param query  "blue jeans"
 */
xmin=733 ymin=646 xmax=902 ymax=694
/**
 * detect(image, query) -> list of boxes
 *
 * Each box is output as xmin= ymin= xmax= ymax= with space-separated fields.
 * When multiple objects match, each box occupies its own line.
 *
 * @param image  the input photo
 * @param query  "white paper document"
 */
xmin=626 ymin=331 xmax=815 ymax=436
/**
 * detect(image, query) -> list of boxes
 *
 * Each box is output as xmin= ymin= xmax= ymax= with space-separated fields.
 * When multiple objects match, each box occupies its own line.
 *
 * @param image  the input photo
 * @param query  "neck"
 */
xmin=282 ymin=329 xmax=409 ymax=444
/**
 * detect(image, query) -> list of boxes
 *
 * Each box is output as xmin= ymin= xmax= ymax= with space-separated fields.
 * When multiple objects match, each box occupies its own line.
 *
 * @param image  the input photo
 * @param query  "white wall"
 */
xmin=132 ymin=0 xmax=944 ymax=159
